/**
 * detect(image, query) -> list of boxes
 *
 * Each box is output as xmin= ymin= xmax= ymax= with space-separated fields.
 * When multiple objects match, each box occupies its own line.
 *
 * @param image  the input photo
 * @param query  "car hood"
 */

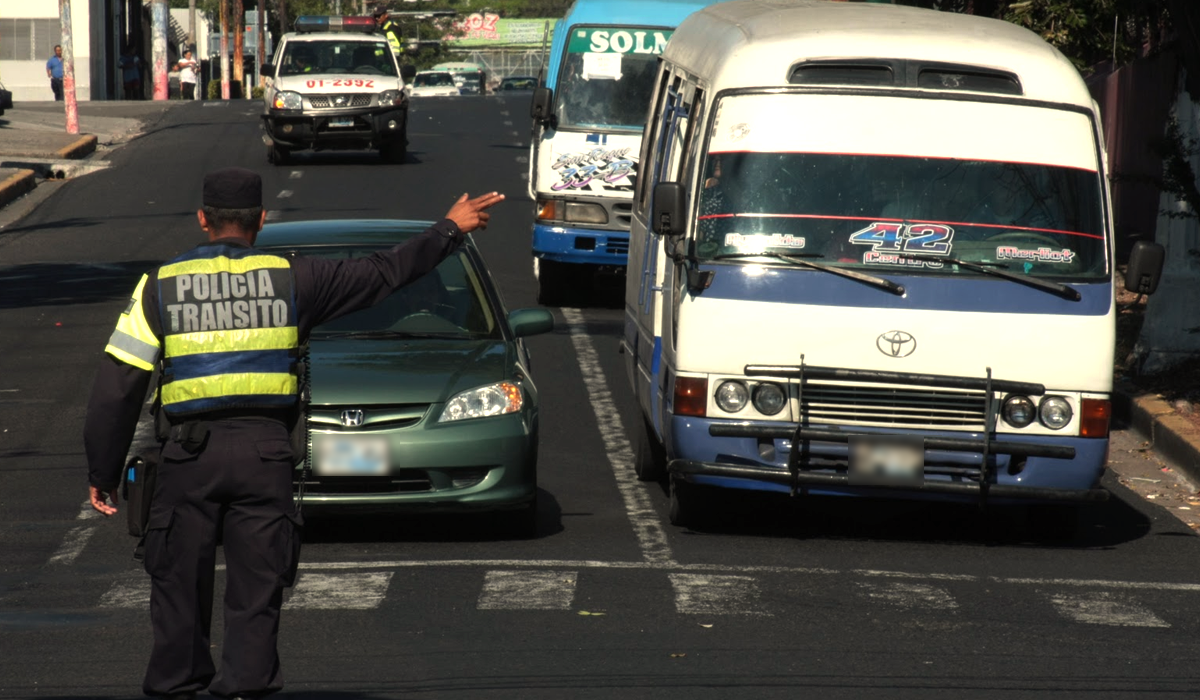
xmin=307 ymin=337 xmax=512 ymax=406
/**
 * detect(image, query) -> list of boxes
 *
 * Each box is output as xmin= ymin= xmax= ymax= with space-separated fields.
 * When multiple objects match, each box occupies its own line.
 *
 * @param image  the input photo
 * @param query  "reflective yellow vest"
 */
xmin=381 ymin=20 xmax=403 ymax=56
xmin=153 ymin=245 xmax=300 ymax=417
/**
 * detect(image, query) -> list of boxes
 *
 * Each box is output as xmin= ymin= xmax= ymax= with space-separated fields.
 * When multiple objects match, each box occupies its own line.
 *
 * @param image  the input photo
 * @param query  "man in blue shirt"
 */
xmin=46 ymin=44 xmax=64 ymax=101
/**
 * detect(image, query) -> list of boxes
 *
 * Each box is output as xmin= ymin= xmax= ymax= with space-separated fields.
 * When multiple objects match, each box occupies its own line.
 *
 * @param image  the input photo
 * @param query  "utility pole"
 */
xmin=57 ymin=0 xmax=79 ymax=134
xmin=257 ymin=0 xmax=266 ymax=90
xmin=233 ymin=0 xmax=245 ymax=97
xmin=189 ymin=0 xmax=196 ymax=52
xmin=276 ymin=0 xmax=289 ymax=39
xmin=220 ymin=0 xmax=230 ymax=99
xmin=152 ymin=0 xmax=169 ymax=100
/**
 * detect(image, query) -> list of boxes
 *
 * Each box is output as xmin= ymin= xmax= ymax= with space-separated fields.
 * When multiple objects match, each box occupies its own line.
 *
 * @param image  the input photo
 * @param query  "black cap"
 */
xmin=203 ymin=167 xmax=262 ymax=209
xmin=372 ymin=6 xmax=388 ymax=18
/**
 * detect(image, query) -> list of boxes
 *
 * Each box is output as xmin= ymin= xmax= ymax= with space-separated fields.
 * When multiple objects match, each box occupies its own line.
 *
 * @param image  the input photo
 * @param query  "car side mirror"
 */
xmin=508 ymin=307 xmax=555 ymax=337
xmin=530 ymin=86 xmax=553 ymax=122
xmin=653 ymin=182 xmax=686 ymax=236
xmin=259 ymin=63 xmax=274 ymax=77
xmin=1125 ymin=239 xmax=1165 ymax=295
xmin=400 ymin=64 xmax=417 ymax=81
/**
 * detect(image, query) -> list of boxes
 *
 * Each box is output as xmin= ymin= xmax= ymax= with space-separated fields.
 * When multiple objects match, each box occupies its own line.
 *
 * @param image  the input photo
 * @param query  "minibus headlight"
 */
xmin=752 ymin=383 xmax=786 ymax=416
xmin=1002 ymin=395 xmax=1036 ymax=428
xmin=564 ymin=202 xmax=609 ymax=225
xmin=715 ymin=381 xmax=749 ymax=413
xmin=1039 ymin=396 xmax=1073 ymax=430
xmin=272 ymin=91 xmax=303 ymax=110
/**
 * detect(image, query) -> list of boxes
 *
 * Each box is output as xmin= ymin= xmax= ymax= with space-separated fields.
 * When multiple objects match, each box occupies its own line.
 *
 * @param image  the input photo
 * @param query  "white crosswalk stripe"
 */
xmin=1046 ymin=590 xmax=1171 ymax=627
xmin=285 ymin=572 xmax=394 ymax=610
xmin=477 ymin=570 xmax=577 ymax=610
xmin=856 ymin=581 xmax=959 ymax=611
xmin=670 ymin=573 xmax=770 ymax=615
xmin=100 ymin=578 xmax=150 ymax=609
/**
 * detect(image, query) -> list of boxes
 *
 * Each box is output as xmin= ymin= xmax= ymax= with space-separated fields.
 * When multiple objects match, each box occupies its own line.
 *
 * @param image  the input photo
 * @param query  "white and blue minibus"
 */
xmin=623 ymin=0 xmax=1164 ymax=527
xmin=527 ymin=0 xmax=733 ymax=304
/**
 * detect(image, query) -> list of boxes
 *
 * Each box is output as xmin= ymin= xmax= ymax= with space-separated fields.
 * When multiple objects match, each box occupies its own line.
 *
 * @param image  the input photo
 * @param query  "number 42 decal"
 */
xmin=849 ymin=222 xmax=954 ymax=255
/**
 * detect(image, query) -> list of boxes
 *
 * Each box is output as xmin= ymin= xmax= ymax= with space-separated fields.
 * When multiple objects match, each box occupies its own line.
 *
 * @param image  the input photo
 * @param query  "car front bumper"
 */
xmin=262 ymin=105 xmax=407 ymax=151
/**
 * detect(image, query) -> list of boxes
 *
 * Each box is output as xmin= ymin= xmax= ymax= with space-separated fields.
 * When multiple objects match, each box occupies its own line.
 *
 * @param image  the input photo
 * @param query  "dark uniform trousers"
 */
xmin=143 ymin=417 xmax=301 ymax=698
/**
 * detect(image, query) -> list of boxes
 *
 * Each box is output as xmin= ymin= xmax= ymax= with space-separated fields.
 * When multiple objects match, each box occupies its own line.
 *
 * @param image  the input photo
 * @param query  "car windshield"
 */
xmin=294 ymin=248 xmax=498 ymax=339
xmin=279 ymin=39 xmax=396 ymax=77
xmin=414 ymin=73 xmax=455 ymax=87
xmin=694 ymin=94 xmax=1108 ymax=281
xmin=553 ymin=25 xmax=670 ymax=130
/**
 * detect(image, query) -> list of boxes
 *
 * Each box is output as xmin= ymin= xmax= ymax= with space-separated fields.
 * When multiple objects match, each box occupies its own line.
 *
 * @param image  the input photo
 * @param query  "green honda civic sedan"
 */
xmin=255 ymin=220 xmax=554 ymax=535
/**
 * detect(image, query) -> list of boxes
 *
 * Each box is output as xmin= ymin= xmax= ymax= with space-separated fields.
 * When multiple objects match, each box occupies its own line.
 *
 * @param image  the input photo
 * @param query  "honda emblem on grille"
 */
xmin=340 ymin=409 xmax=365 ymax=427
xmin=877 ymin=331 xmax=917 ymax=358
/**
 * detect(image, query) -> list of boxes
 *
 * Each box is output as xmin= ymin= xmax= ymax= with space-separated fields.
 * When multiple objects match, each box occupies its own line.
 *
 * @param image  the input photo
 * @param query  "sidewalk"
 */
xmin=0 ymin=100 xmax=176 ymax=208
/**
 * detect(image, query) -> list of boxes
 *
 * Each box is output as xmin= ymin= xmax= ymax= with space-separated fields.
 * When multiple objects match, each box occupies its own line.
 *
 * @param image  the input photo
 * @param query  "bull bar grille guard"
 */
xmin=672 ymin=362 xmax=1106 ymax=505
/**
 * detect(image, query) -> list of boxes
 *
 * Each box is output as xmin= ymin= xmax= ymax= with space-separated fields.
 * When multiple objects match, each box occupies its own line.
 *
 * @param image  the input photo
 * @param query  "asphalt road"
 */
xmin=1 ymin=98 xmax=1199 ymax=700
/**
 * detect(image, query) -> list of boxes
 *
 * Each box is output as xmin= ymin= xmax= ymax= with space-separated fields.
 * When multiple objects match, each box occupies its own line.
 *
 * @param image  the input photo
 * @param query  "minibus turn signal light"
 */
xmin=674 ymin=377 xmax=708 ymax=417
xmin=1080 ymin=399 xmax=1111 ymax=438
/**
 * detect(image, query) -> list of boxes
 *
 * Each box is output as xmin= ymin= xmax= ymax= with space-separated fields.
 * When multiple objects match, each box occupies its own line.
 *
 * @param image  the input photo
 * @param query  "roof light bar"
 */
xmin=294 ymin=16 xmax=377 ymax=33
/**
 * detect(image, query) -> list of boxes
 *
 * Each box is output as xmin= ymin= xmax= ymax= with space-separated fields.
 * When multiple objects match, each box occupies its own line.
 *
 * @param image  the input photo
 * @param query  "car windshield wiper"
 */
xmin=895 ymin=253 xmax=1081 ymax=301
xmin=315 ymin=330 xmax=467 ymax=340
xmin=710 ymin=251 xmax=905 ymax=296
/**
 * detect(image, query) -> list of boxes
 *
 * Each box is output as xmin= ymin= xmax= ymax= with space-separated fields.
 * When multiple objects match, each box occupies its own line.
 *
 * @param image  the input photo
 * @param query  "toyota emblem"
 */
xmin=876 ymin=331 xmax=917 ymax=358
xmin=340 ymin=409 xmax=365 ymax=427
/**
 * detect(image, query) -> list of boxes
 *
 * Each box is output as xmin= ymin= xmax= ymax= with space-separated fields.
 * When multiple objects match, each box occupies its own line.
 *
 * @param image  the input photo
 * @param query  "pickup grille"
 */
xmin=308 ymin=94 xmax=372 ymax=108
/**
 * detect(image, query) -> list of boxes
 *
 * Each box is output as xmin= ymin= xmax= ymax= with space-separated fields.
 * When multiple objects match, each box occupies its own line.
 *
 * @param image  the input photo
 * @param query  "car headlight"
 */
xmin=272 ymin=91 xmax=302 ymax=110
xmin=439 ymin=381 xmax=523 ymax=422
xmin=379 ymin=89 xmax=403 ymax=106
xmin=1002 ymin=395 xmax=1036 ymax=428
xmin=715 ymin=380 xmax=749 ymax=413
xmin=1039 ymin=396 xmax=1073 ymax=430
xmin=752 ymin=383 xmax=786 ymax=416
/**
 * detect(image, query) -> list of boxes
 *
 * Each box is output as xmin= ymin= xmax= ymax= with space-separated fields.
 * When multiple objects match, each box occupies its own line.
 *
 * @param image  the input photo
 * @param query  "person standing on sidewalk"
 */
xmin=84 ymin=167 xmax=504 ymax=700
xmin=174 ymin=49 xmax=200 ymax=101
xmin=46 ymin=45 xmax=64 ymax=101
xmin=120 ymin=47 xmax=143 ymax=100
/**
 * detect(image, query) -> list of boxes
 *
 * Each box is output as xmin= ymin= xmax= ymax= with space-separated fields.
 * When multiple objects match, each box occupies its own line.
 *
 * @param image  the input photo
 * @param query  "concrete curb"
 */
xmin=1114 ymin=381 xmax=1200 ymax=485
xmin=55 ymin=134 xmax=98 ymax=160
xmin=0 ymin=169 xmax=36 ymax=210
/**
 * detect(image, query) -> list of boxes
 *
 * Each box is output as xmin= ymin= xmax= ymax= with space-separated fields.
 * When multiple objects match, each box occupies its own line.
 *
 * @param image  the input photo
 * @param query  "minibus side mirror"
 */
xmin=400 ymin=64 xmax=417 ymax=82
xmin=1124 ymin=240 xmax=1166 ymax=295
xmin=653 ymin=182 xmax=686 ymax=236
xmin=259 ymin=63 xmax=274 ymax=77
xmin=530 ymin=86 xmax=553 ymax=122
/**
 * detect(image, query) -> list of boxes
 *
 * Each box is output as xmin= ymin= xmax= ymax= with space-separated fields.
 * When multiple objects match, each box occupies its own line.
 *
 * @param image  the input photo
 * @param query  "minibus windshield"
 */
xmin=553 ymin=26 xmax=670 ymax=130
xmin=694 ymin=94 xmax=1108 ymax=280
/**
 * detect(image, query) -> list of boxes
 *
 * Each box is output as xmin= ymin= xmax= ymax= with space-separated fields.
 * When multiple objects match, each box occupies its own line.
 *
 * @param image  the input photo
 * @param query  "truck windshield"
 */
xmin=279 ymin=40 xmax=396 ymax=77
xmin=553 ymin=25 xmax=671 ymax=130
xmin=694 ymin=94 xmax=1108 ymax=281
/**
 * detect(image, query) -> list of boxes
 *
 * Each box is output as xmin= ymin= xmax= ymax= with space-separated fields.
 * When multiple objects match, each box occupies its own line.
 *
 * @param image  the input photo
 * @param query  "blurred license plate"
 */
xmin=329 ymin=117 xmax=353 ymax=127
xmin=315 ymin=435 xmax=388 ymax=475
xmin=848 ymin=436 xmax=923 ymax=485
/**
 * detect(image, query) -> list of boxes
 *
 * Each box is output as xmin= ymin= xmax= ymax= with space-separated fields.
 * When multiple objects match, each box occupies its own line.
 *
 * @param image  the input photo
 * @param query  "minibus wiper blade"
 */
xmin=898 ymin=254 xmax=1082 ymax=302
xmin=710 ymin=252 xmax=906 ymax=296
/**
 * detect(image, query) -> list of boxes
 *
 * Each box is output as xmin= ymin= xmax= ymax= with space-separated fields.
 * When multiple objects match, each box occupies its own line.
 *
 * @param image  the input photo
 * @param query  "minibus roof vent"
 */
xmin=788 ymin=60 xmax=897 ymax=87
xmin=788 ymin=59 xmax=1024 ymax=96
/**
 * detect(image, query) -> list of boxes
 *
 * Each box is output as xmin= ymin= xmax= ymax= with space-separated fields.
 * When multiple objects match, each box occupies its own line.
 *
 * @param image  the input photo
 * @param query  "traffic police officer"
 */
xmin=373 ymin=6 xmax=403 ymax=57
xmin=85 ymin=167 xmax=503 ymax=699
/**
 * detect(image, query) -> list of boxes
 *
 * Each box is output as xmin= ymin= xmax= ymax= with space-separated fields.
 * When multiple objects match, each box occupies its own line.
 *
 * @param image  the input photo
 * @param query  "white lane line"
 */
xmin=1047 ymin=591 xmax=1170 ymax=627
xmin=561 ymin=307 xmax=675 ymax=565
xmin=477 ymin=570 xmax=577 ymax=610
xmin=857 ymin=581 xmax=959 ymax=611
xmin=47 ymin=524 xmax=97 ymax=565
xmin=285 ymin=572 xmax=393 ymax=610
xmin=266 ymin=210 xmax=281 ymax=221
xmin=500 ymin=110 xmax=510 ymax=116
xmin=0 ymin=388 xmax=19 ymax=392
xmin=503 ymin=120 xmax=513 ymax=126
xmin=288 ymin=170 xmax=303 ymax=179
xmin=670 ymin=573 xmax=769 ymax=615
xmin=1002 ymin=576 xmax=1200 ymax=591
xmin=100 ymin=578 xmax=151 ymax=608
xmin=277 ymin=190 xmax=293 ymax=199
xmin=516 ymin=156 xmax=529 ymax=163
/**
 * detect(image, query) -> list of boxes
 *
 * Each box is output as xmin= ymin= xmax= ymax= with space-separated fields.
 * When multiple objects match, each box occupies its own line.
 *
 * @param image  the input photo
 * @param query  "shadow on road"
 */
xmin=0 ymin=260 xmax=160 ymax=309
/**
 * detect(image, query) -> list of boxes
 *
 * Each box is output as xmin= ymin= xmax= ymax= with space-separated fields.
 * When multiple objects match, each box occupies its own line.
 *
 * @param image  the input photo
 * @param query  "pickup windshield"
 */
xmin=279 ymin=40 xmax=396 ymax=77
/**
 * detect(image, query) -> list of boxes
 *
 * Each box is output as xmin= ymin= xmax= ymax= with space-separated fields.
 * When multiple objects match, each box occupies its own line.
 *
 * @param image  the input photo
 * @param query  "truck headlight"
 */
xmin=439 ymin=381 xmax=523 ymax=422
xmin=752 ymin=383 xmax=786 ymax=416
xmin=715 ymin=381 xmax=749 ymax=413
xmin=1039 ymin=396 xmax=1073 ymax=430
xmin=564 ymin=202 xmax=609 ymax=224
xmin=272 ymin=91 xmax=303 ymax=110
xmin=379 ymin=89 xmax=403 ymax=106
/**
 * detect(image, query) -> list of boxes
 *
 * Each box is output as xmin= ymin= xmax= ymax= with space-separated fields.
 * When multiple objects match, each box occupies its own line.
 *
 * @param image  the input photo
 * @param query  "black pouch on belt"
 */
xmin=122 ymin=450 xmax=160 ymax=538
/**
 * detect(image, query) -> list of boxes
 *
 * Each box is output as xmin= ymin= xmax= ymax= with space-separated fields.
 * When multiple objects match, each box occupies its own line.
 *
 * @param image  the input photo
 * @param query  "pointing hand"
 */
xmin=445 ymin=192 xmax=505 ymax=234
